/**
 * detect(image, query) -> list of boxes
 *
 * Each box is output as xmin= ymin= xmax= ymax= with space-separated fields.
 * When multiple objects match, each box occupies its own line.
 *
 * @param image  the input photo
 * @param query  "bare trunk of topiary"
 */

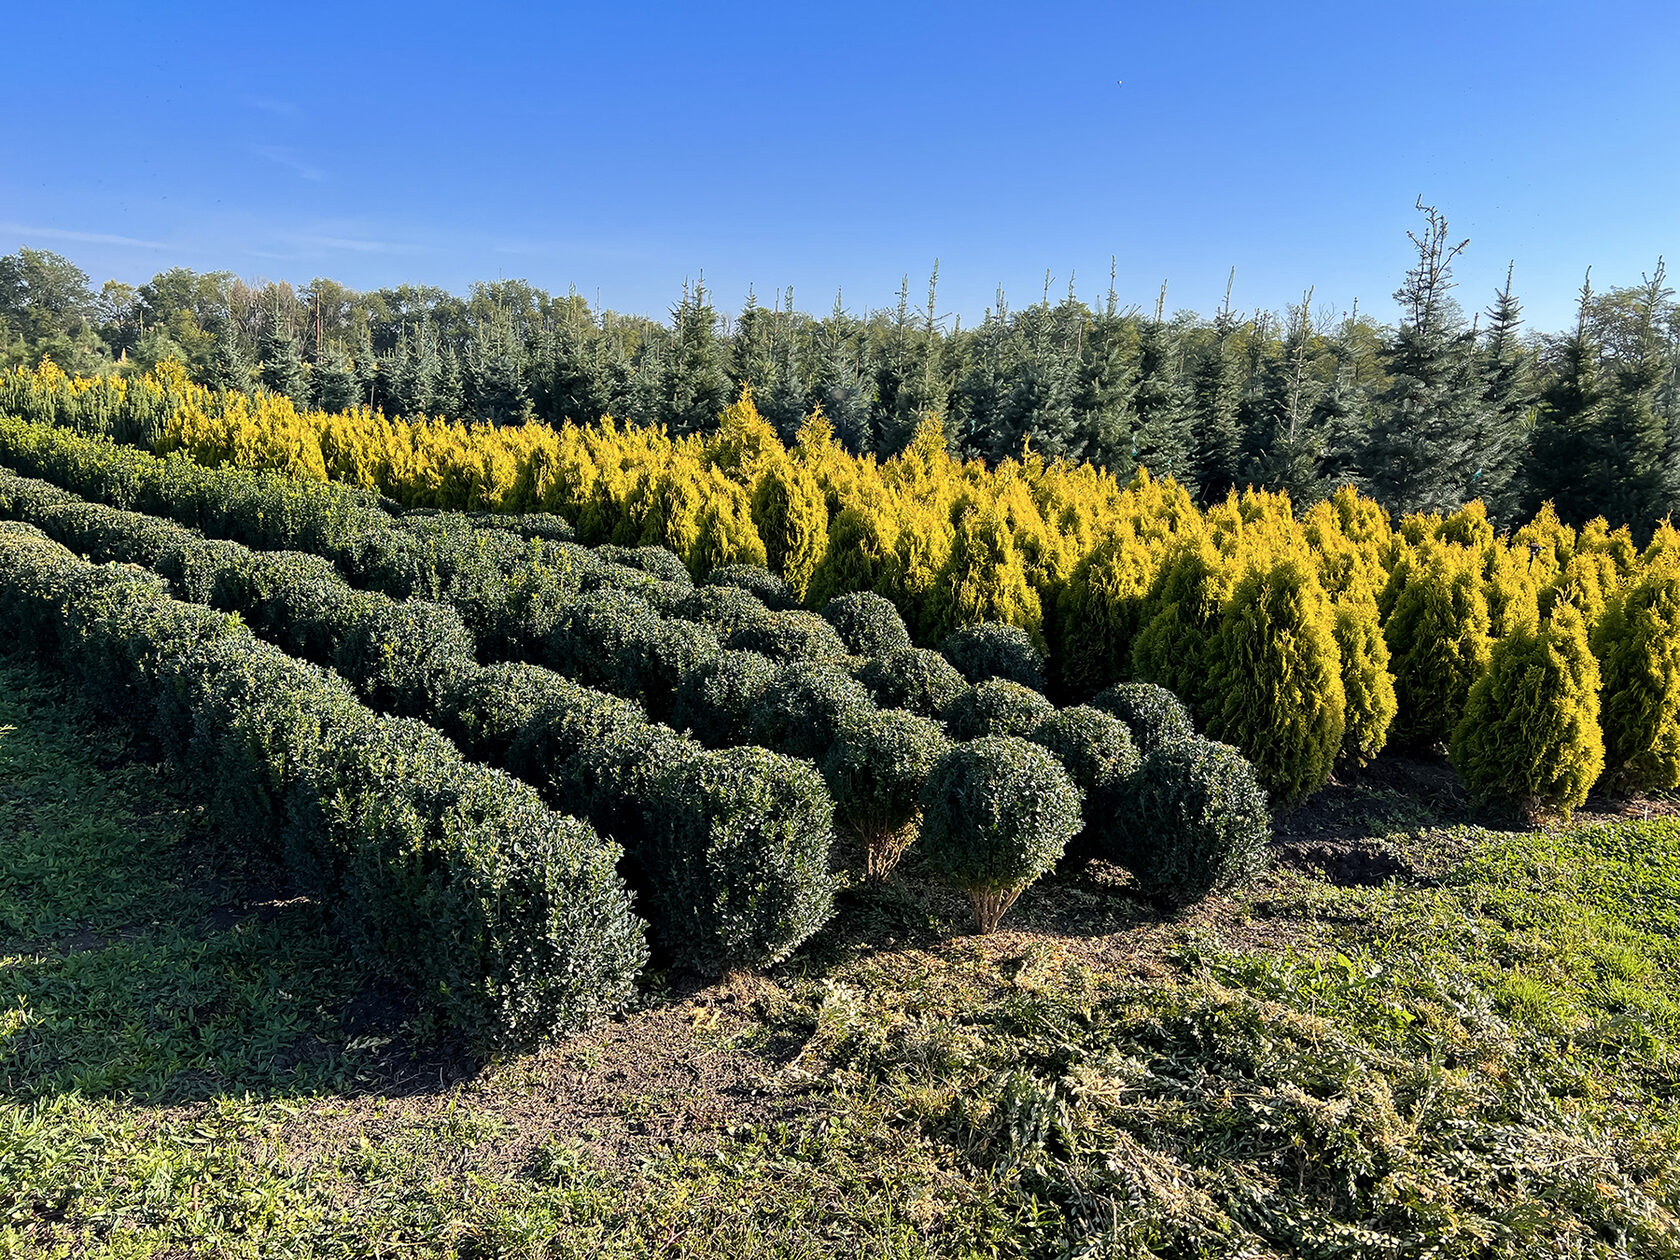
xmin=969 ymin=884 xmax=1024 ymax=934
xmin=861 ymin=819 xmax=918 ymax=882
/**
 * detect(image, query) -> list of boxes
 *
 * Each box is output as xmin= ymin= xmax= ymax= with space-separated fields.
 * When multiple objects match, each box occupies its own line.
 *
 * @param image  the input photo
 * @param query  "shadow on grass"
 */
xmin=0 ymin=653 xmax=480 ymax=1107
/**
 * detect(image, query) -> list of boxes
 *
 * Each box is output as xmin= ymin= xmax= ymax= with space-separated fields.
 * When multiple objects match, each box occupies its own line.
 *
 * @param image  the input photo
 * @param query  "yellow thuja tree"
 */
xmin=880 ymin=417 xmax=962 ymax=519
xmin=1300 ymin=495 xmax=1383 ymax=604
xmin=520 ymin=422 xmax=595 ymax=516
xmin=1207 ymin=552 xmax=1347 ymax=806
xmin=921 ymin=493 xmax=1043 ymax=647
xmin=1435 ymin=499 xmax=1497 ymax=552
xmin=705 ymin=387 xmax=782 ymax=486
xmin=1382 ymin=538 xmax=1494 ymax=746
xmin=750 ymin=456 xmax=829 ymax=599
xmin=1481 ymin=541 xmax=1542 ymax=641
xmin=1053 ymin=521 xmax=1167 ymax=695
xmin=1130 ymin=538 xmax=1237 ymax=717
xmin=805 ymin=498 xmax=905 ymax=611
xmin=1591 ymin=558 xmax=1680 ymax=791
xmin=989 ymin=461 xmax=1076 ymax=629
xmin=791 ymin=409 xmax=866 ymax=521
xmin=1511 ymin=502 xmax=1575 ymax=587
xmin=889 ymin=488 xmax=956 ymax=632
xmin=1024 ymin=456 xmax=1125 ymax=563
xmin=691 ymin=465 xmax=769 ymax=576
xmin=1332 ymin=592 xmax=1398 ymax=766
xmin=574 ymin=419 xmax=649 ymax=543
xmin=1540 ymin=518 xmax=1637 ymax=625
xmin=1451 ymin=603 xmax=1603 ymax=822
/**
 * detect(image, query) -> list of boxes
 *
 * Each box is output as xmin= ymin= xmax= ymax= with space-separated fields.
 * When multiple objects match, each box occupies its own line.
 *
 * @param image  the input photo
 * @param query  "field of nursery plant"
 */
xmin=2 ymin=362 xmax=1680 ymax=1257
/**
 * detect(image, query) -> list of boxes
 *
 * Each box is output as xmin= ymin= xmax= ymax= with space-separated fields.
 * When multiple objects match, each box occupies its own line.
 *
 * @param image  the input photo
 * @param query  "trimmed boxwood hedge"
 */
xmin=449 ymin=661 xmax=838 ymax=973
xmin=0 ymin=456 xmax=912 ymax=905
xmin=857 ymin=646 xmax=969 ymax=719
xmin=669 ymin=649 xmax=777 ymax=747
xmin=1028 ymin=705 xmax=1141 ymax=857
xmin=722 ymin=607 xmax=850 ymax=665
xmin=1109 ymin=736 xmax=1271 ymax=908
xmin=0 ymin=479 xmax=841 ymax=981
xmin=0 ymin=521 xmax=648 ymax=1046
xmin=940 ymin=678 xmax=1057 ymax=740
xmin=1090 ymin=680 xmax=1196 ymax=754
xmin=544 ymin=588 xmax=720 ymax=721
xmin=940 ymin=622 xmax=1047 ymax=691
xmin=592 ymin=543 xmax=695 ymax=587
xmin=641 ymin=744 xmax=837 ymax=975
xmin=916 ymin=736 xmax=1082 ymax=932
xmin=706 ymin=563 xmax=799 ymax=611
xmin=822 ymin=591 xmax=913 ymax=659
xmin=755 ymin=661 xmax=876 ymax=762
xmin=822 ymin=708 xmax=950 ymax=880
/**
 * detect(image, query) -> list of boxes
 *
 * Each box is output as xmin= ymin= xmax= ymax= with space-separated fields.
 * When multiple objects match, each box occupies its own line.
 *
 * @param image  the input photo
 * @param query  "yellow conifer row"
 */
xmin=8 ymin=359 xmax=1680 ymax=806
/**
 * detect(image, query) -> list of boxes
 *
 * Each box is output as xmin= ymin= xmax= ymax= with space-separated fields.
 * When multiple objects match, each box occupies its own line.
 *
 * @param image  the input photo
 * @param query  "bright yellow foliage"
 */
xmin=13 ymin=359 xmax=1680 ymax=806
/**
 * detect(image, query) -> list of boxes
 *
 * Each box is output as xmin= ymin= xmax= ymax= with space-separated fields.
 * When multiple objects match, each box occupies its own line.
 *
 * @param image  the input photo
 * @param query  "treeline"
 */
xmin=2 ymin=202 xmax=1676 ymax=533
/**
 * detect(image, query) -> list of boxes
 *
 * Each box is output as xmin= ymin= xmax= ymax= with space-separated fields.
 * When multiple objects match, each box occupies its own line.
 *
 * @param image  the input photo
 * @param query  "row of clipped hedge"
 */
xmin=0 ymin=522 xmax=648 ymax=1047
xmin=0 ymin=468 xmax=838 ymax=975
xmin=0 ymin=458 xmax=1274 ymax=921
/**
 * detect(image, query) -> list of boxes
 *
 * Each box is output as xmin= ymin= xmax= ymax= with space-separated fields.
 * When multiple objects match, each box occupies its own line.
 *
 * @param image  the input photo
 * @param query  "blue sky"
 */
xmin=6 ymin=1 xmax=1676 ymax=330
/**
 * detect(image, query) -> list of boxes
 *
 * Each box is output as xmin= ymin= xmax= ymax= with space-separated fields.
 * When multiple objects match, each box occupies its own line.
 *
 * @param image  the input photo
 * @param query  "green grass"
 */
xmin=3 ymin=651 xmax=1680 ymax=1257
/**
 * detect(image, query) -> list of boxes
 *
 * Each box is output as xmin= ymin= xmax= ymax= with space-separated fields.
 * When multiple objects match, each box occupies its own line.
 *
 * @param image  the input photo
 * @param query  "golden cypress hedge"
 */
xmin=10 ymin=358 xmax=1680 ymax=808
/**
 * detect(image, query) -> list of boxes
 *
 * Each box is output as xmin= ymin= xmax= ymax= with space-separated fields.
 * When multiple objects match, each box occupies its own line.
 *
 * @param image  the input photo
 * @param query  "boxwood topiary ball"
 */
xmin=858 ymin=646 xmax=968 ymax=719
xmin=822 ymin=591 xmax=913 ymax=658
xmin=1089 ymin=681 xmax=1195 ymax=754
xmin=940 ymin=678 xmax=1056 ymax=741
xmin=916 ymin=735 xmax=1082 ymax=932
xmin=1111 ymin=736 xmax=1270 ymax=908
xmin=939 ymin=622 xmax=1046 ymax=691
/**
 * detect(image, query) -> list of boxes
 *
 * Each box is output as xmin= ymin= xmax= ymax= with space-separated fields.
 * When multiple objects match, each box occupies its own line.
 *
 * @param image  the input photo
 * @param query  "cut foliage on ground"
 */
xmin=3 ymin=654 xmax=1679 ymax=1257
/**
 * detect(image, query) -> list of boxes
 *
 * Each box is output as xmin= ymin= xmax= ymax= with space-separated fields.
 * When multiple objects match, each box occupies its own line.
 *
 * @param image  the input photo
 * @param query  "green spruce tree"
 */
xmin=1191 ymin=271 xmax=1246 ymax=502
xmin=1363 ymin=199 xmax=1482 ymax=514
xmin=1130 ymin=283 xmax=1195 ymax=487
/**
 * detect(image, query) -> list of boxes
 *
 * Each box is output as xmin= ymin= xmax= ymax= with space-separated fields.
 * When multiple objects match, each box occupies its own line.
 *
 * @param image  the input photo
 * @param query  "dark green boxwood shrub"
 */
xmin=156 ymin=633 xmax=374 ymax=852
xmin=669 ymin=649 xmax=777 ymax=747
xmin=544 ymin=588 xmax=720 ymax=718
xmin=940 ymin=622 xmax=1046 ymax=691
xmin=754 ymin=661 xmax=876 ymax=761
xmin=642 ymin=744 xmax=837 ymax=974
xmin=157 ymin=536 xmax=263 ymax=608
xmin=465 ymin=510 xmax=576 ymax=543
xmin=0 ymin=468 xmax=77 ymax=516
xmin=1111 ymin=737 xmax=1270 ymax=908
xmin=857 ymin=646 xmax=969 ymax=719
xmin=334 ymin=598 xmax=479 ymax=719
xmin=707 ymin=563 xmax=798 ymax=610
xmin=673 ymin=582 xmax=777 ymax=633
xmin=1028 ymin=705 xmax=1140 ymax=855
xmin=442 ymin=662 xmax=624 ymax=770
xmin=1090 ymin=681 xmax=1196 ymax=754
xmin=245 ymin=551 xmax=379 ymax=662
xmin=822 ymin=591 xmax=912 ymax=658
xmin=592 ymin=543 xmax=695 ymax=587
xmin=916 ymin=736 xmax=1082 ymax=932
xmin=287 ymin=715 xmax=648 ymax=1044
xmin=723 ymin=608 xmax=850 ymax=664
xmin=0 ymin=524 xmax=648 ymax=1046
xmin=822 ymin=709 xmax=949 ymax=880
xmin=940 ymin=678 xmax=1056 ymax=740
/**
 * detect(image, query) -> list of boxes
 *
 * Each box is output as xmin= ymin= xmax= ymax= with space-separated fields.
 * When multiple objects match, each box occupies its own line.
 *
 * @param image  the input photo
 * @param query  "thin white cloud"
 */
xmin=0 ymin=222 xmax=168 ymax=249
xmin=252 ymin=145 xmax=326 ymax=182
xmin=245 ymin=96 xmax=302 ymax=120
xmin=296 ymin=235 xmax=405 ymax=254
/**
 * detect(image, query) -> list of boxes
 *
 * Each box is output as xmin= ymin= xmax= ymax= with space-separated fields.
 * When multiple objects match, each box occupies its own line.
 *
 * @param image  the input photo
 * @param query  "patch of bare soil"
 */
xmin=271 ymin=976 xmax=822 ymax=1180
